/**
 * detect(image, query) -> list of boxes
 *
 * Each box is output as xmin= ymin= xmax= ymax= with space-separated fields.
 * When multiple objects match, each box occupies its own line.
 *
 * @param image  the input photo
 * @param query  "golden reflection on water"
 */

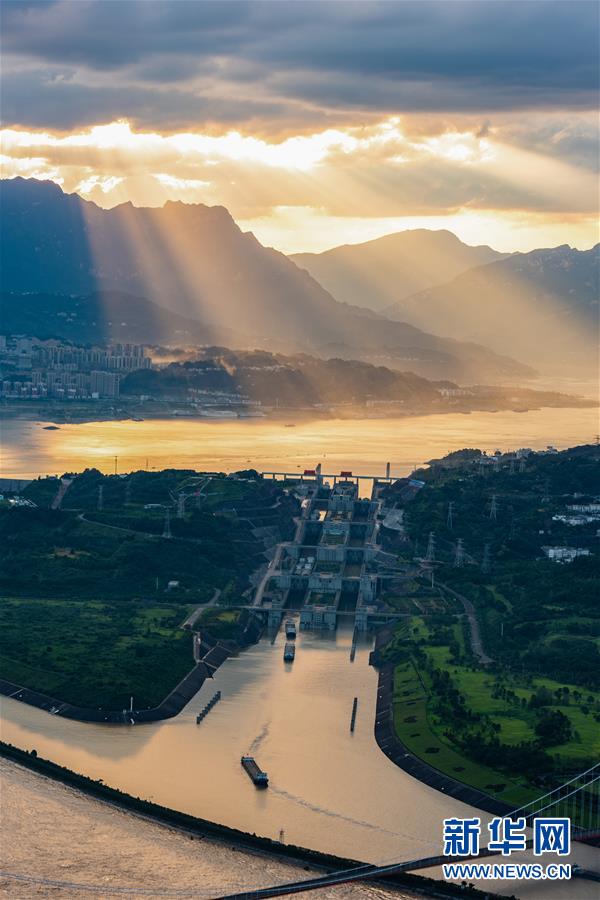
xmin=1 ymin=407 xmax=598 ymax=479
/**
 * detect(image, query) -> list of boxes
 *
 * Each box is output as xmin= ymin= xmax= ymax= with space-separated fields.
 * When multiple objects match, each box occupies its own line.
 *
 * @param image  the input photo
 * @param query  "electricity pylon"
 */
xmin=482 ymin=543 xmax=492 ymax=574
xmin=162 ymin=508 xmax=172 ymax=539
xmin=454 ymin=538 xmax=465 ymax=567
xmin=447 ymin=501 xmax=455 ymax=530
xmin=425 ymin=532 xmax=436 ymax=562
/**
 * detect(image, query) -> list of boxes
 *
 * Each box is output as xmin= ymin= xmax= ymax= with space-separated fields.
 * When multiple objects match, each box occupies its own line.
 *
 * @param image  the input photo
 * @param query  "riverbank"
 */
xmin=0 ymin=742 xmax=506 ymax=900
xmin=372 ymin=660 xmax=512 ymax=818
xmin=0 ymin=611 xmax=264 ymax=724
xmin=0 ymin=757 xmax=400 ymax=900
xmin=1 ymin=387 xmax=596 ymax=428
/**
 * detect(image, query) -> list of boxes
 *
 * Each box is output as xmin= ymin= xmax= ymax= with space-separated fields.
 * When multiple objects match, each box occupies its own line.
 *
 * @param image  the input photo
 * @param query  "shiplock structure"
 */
xmin=256 ymin=465 xmax=423 ymax=632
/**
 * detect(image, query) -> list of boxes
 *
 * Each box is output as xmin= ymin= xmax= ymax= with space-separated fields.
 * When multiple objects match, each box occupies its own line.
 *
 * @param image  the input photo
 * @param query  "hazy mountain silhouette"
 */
xmin=291 ymin=230 xmax=507 ymax=313
xmin=384 ymin=246 xmax=599 ymax=374
xmin=0 ymin=178 xmax=533 ymax=381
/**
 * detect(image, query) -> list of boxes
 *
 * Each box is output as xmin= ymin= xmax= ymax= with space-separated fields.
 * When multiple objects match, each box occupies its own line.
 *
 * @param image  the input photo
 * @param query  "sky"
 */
xmin=1 ymin=0 xmax=599 ymax=254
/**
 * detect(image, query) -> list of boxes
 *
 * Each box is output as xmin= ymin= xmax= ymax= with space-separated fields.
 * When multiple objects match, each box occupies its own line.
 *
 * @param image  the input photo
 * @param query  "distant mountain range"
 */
xmin=384 ymin=245 xmax=599 ymax=373
xmin=0 ymin=178 xmax=532 ymax=382
xmin=292 ymin=229 xmax=598 ymax=376
xmin=291 ymin=229 xmax=507 ymax=313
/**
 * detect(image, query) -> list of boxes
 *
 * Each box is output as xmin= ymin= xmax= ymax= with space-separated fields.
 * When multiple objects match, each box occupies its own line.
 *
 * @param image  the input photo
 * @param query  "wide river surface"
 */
xmin=1 ymin=406 xmax=598 ymax=480
xmin=1 ymin=405 xmax=599 ymax=896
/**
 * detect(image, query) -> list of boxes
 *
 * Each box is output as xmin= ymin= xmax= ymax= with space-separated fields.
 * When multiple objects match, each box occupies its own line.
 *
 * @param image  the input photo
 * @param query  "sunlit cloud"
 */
xmin=1 ymin=116 xmax=598 ymax=253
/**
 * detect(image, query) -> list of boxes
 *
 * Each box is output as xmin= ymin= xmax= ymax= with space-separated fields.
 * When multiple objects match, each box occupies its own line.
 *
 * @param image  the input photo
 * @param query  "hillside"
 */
xmin=384 ymin=245 xmax=599 ymax=374
xmin=120 ymin=348 xmax=445 ymax=407
xmin=291 ymin=230 xmax=507 ymax=313
xmin=0 ymin=291 xmax=240 ymax=347
xmin=0 ymin=179 xmax=532 ymax=382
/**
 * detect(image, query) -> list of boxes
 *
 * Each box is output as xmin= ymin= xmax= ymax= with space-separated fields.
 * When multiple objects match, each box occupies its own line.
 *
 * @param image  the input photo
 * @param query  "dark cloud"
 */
xmin=0 ymin=68 xmax=288 ymax=131
xmin=1 ymin=1 xmax=598 ymax=130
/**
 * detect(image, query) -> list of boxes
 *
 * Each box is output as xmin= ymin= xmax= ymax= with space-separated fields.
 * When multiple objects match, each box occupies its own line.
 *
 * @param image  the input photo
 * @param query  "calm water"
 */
xmin=1 ymin=406 xmax=598 ymax=480
xmin=2 ymin=627 xmax=598 ymax=897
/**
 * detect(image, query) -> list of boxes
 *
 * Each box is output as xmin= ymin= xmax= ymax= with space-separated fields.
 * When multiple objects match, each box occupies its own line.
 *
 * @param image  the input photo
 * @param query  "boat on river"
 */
xmin=241 ymin=755 xmax=268 ymax=788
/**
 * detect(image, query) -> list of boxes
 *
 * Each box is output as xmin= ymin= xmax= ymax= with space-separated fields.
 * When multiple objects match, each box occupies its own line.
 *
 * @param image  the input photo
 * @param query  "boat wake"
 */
xmin=267 ymin=784 xmax=425 ymax=847
xmin=248 ymin=721 xmax=270 ymax=754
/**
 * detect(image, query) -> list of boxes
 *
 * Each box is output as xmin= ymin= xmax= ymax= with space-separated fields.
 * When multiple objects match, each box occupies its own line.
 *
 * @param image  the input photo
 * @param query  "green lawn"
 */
xmin=392 ymin=660 xmax=536 ymax=806
xmin=389 ymin=613 xmax=600 ymax=803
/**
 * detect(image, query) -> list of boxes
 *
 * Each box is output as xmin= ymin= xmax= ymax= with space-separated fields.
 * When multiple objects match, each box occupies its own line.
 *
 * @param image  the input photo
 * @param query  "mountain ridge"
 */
xmin=383 ymin=244 xmax=599 ymax=374
xmin=291 ymin=228 xmax=509 ymax=313
xmin=0 ymin=178 xmax=533 ymax=382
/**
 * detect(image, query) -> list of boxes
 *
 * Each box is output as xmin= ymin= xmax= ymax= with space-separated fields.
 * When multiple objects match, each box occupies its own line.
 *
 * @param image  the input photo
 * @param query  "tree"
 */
xmin=534 ymin=709 xmax=572 ymax=746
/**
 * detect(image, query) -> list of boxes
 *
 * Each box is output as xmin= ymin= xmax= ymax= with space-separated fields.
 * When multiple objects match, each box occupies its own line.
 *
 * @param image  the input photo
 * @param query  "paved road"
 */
xmin=439 ymin=583 xmax=492 ymax=665
xmin=180 ymin=589 xmax=222 ymax=629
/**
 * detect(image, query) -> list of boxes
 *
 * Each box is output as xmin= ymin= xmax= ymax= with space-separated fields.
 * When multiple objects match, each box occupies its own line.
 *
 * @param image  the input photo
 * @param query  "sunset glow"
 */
xmin=2 ymin=116 xmax=598 ymax=253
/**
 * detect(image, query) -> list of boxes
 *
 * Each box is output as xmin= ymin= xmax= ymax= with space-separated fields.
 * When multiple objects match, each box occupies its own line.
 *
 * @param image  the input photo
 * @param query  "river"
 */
xmin=1 ymin=406 xmax=598 ymax=481
xmin=2 ymin=625 xmax=598 ymax=898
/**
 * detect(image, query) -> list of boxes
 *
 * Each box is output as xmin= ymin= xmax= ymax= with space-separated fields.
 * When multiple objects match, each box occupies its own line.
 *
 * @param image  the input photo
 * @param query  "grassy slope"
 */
xmin=389 ymin=614 xmax=600 ymax=806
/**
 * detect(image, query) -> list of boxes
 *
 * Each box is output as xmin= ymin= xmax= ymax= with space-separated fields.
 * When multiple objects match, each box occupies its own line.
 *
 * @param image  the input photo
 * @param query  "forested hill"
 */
xmin=121 ymin=349 xmax=444 ymax=406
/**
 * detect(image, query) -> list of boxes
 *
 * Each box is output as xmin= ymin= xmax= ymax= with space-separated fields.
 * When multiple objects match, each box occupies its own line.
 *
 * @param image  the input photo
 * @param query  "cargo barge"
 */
xmin=241 ymin=755 xmax=268 ymax=788
xmin=283 ymin=642 xmax=296 ymax=662
xmin=284 ymin=619 xmax=296 ymax=640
